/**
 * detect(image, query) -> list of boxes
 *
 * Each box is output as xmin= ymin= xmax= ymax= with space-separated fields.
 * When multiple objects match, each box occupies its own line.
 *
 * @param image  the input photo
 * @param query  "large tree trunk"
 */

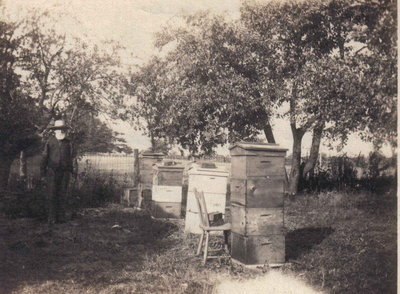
xmin=150 ymin=133 xmax=156 ymax=153
xmin=302 ymin=123 xmax=324 ymax=178
xmin=263 ymin=121 xmax=276 ymax=143
xmin=288 ymin=125 xmax=305 ymax=195
xmin=0 ymin=156 xmax=13 ymax=190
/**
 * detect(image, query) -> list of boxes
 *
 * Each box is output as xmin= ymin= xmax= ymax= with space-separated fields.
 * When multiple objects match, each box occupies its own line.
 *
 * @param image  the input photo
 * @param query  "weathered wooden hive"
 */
xmin=185 ymin=162 xmax=229 ymax=234
xmin=139 ymin=152 xmax=164 ymax=189
xmin=151 ymin=161 xmax=185 ymax=219
xmin=229 ymin=142 xmax=287 ymax=265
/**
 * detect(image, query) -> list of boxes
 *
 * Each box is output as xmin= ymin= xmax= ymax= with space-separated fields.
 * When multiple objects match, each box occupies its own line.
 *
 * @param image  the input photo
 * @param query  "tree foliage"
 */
xmin=130 ymin=0 xmax=396 ymax=193
xmin=130 ymin=13 xmax=279 ymax=155
xmin=0 ymin=8 xmax=133 ymax=188
xmin=16 ymin=9 xmax=131 ymax=157
xmin=0 ymin=20 xmax=40 ymax=189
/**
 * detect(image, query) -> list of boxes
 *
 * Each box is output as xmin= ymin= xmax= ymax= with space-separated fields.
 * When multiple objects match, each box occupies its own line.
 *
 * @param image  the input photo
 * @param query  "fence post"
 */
xmin=133 ymin=149 xmax=139 ymax=187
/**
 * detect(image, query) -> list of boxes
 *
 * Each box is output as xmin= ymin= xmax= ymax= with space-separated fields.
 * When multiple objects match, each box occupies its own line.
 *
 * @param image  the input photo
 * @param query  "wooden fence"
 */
xmin=78 ymin=153 xmax=137 ymax=186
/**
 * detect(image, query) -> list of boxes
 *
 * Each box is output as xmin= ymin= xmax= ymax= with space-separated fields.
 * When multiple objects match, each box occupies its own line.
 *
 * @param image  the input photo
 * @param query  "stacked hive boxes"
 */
xmin=229 ymin=143 xmax=287 ymax=265
xmin=139 ymin=152 xmax=164 ymax=189
xmin=185 ymin=163 xmax=229 ymax=234
xmin=151 ymin=162 xmax=185 ymax=218
xmin=139 ymin=152 xmax=164 ymax=209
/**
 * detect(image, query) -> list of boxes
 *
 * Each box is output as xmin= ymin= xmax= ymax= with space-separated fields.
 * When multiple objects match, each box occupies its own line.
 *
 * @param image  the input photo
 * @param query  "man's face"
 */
xmin=55 ymin=129 xmax=66 ymax=140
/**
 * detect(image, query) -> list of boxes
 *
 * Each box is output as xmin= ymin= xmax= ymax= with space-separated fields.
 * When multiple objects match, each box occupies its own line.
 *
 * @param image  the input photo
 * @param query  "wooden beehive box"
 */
xmin=230 ymin=176 xmax=285 ymax=208
xmin=229 ymin=142 xmax=287 ymax=265
xmin=230 ymin=143 xmax=287 ymax=179
xmin=139 ymin=152 xmax=164 ymax=189
xmin=153 ymin=162 xmax=185 ymax=186
xmin=151 ymin=201 xmax=181 ymax=219
xmin=230 ymin=204 xmax=284 ymax=235
xmin=184 ymin=163 xmax=229 ymax=234
xmin=231 ymin=232 xmax=285 ymax=265
xmin=151 ymin=161 xmax=185 ymax=219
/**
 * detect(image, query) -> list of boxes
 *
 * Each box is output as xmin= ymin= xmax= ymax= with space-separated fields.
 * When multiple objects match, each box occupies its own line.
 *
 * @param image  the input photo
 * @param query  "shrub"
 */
xmin=299 ymin=153 xmax=396 ymax=193
xmin=1 ymin=186 xmax=47 ymax=220
xmin=70 ymin=161 xmax=124 ymax=209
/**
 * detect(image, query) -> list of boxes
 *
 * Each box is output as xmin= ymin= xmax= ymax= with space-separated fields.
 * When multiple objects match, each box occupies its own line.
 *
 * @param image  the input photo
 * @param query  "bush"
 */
xmin=70 ymin=161 xmax=124 ymax=209
xmin=299 ymin=154 xmax=396 ymax=193
xmin=1 ymin=187 xmax=47 ymax=220
xmin=1 ymin=161 xmax=124 ymax=219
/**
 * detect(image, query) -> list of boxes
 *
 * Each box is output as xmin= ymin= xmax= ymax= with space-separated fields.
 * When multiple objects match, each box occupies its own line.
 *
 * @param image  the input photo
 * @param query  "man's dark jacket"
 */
xmin=40 ymin=135 xmax=73 ymax=175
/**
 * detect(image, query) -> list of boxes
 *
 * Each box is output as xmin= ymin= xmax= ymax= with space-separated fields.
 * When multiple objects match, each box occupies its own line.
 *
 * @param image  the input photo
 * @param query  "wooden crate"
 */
xmin=230 ymin=204 xmax=284 ymax=235
xmin=231 ymin=232 xmax=285 ymax=265
xmin=152 ymin=185 xmax=182 ymax=202
xmin=230 ymin=176 xmax=285 ymax=208
xmin=151 ymin=201 xmax=181 ymax=219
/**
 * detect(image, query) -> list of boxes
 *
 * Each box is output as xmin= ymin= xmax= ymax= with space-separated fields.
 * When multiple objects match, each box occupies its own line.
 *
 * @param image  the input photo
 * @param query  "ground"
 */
xmin=0 ymin=191 xmax=397 ymax=294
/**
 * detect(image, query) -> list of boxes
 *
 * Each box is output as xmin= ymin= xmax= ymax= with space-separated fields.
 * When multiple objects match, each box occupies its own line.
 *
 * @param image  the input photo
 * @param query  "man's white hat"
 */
xmin=49 ymin=119 xmax=69 ymax=130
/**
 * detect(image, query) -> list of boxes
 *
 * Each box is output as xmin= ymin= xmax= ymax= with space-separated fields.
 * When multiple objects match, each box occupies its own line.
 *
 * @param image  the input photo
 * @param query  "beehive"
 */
xmin=151 ymin=161 xmax=185 ymax=219
xmin=229 ymin=142 xmax=287 ymax=265
xmin=184 ymin=163 xmax=229 ymax=234
xmin=139 ymin=152 xmax=164 ymax=189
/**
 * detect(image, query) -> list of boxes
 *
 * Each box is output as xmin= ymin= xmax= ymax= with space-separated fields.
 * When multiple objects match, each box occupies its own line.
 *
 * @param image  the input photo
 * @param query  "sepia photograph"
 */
xmin=0 ymin=0 xmax=397 ymax=293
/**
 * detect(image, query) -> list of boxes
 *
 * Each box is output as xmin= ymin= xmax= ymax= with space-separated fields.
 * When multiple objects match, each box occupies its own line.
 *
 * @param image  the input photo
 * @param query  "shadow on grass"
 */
xmin=0 ymin=208 xmax=181 ymax=293
xmin=285 ymin=227 xmax=334 ymax=261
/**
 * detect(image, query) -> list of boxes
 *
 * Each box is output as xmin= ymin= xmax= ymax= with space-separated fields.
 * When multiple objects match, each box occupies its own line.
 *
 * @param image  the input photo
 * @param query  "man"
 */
xmin=40 ymin=119 xmax=73 ymax=226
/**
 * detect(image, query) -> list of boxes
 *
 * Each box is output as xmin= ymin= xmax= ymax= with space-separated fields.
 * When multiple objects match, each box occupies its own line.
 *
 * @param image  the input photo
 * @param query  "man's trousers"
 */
xmin=46 ymin=168 xmax=70 ymax=224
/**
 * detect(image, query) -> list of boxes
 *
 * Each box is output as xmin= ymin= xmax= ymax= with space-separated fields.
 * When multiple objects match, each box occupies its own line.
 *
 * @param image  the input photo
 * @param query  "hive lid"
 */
xmin=154 ymin=161 xmax=185 ymax=170
xmin=140 ymin=152 xmax=165 ymax=157
xmin=229 ymin=142 xmax=288 ymax=152
xmin=188 ymin=163 xmax=229 ymax=176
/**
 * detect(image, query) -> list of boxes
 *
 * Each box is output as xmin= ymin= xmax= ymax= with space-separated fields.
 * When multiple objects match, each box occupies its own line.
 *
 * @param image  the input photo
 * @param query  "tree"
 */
xmin=240 ymin=0 xmax=396 ymax=194
xmin=71 ymin=116 xmax=132 ymax=155
xmin=0 ymin=20 xmax=40 ymax=189
xmin=0 ymin=8 xmax=133 ymax=188
xmin=130 ymin=0 xmax=396 ymax=193
xmin=128 ymin=57 xmax=175 ymax=153
xmin=130 ymin=13 xmax=279 ymax=156
xmin=17 ymin=9 xmax=130 ymax=157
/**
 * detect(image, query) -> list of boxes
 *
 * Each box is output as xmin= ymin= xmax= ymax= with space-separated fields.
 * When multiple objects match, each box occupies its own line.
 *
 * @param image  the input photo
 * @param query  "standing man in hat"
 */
xmin=40 ymin=119 xmax=73 ymax=226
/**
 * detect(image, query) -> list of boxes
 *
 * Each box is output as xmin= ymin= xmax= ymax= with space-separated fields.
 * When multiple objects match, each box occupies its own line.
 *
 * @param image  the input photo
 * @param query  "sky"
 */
xmin=2 ymin=0 xmax=392 ymax=156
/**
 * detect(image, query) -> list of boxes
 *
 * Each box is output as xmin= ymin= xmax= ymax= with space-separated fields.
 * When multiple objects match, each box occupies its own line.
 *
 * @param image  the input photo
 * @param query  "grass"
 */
xmin=0 ymin=190 xmax=396 ymax=294
xmin=284 ymin=190 xmax=397 ymax=293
